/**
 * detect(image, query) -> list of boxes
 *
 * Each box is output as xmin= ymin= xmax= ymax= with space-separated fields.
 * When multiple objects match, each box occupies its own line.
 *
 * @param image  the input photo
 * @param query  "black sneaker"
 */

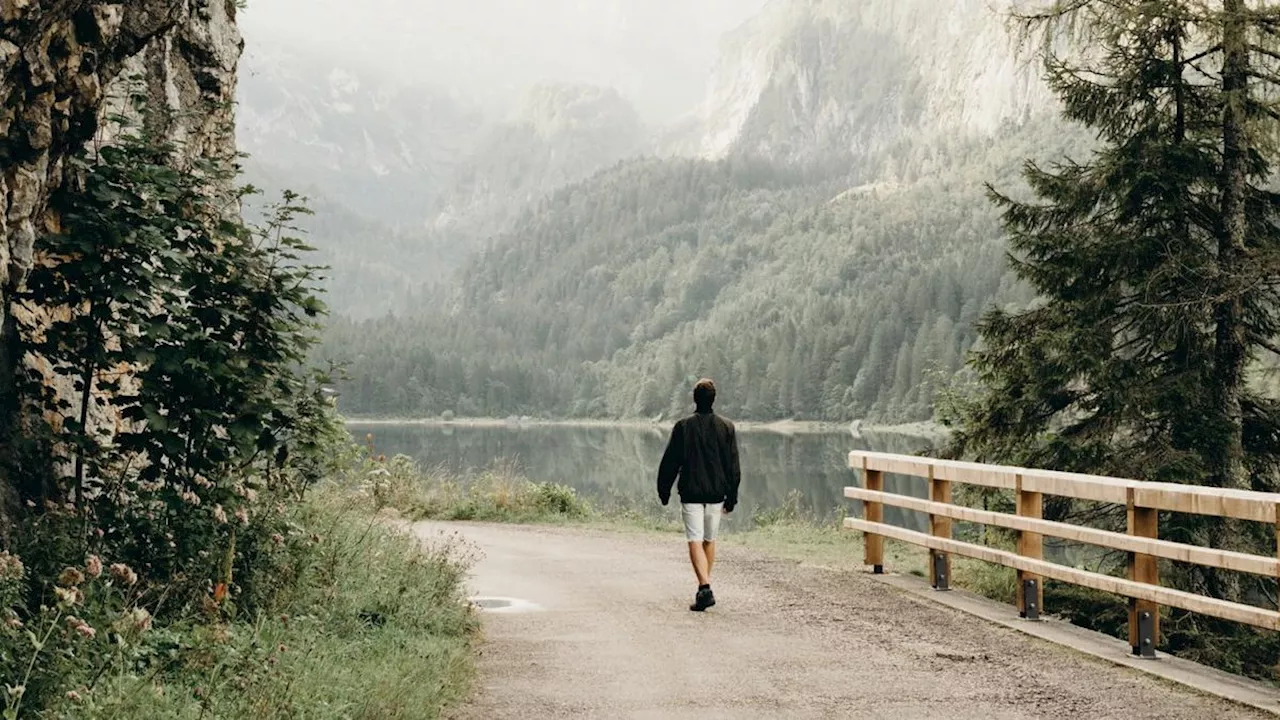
xmin=689 ymin=587 xmax=716 ymax=612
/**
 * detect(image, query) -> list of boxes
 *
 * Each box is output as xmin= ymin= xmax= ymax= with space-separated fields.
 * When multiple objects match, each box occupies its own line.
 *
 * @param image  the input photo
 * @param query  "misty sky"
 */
xmin=240 ymin=0 xmax=769 ymax=121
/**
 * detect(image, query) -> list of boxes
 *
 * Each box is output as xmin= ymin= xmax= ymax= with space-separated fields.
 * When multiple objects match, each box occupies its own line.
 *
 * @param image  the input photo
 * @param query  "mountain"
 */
xmin=431 ymin=83 xmax=647 ymax=238
xmin=240 ymin=159 xmax=468 ymax=319
xmin=320 ymin=117 xmax=1092 ymax=420
xmin=237 ymin=47 xmax=485 ymax=226
xmin=317 ymin=0 xmax=1093 ymax=421
xmin=670 ymin=0 xmax=1055 ymax=162
xmin=237 ymin=50 xmax=653 ymax=316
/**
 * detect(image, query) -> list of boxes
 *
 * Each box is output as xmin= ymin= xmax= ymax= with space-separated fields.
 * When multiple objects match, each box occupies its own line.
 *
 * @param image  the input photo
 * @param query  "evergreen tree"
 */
xmin=945 ymin=0 xmax=1280 ymax=604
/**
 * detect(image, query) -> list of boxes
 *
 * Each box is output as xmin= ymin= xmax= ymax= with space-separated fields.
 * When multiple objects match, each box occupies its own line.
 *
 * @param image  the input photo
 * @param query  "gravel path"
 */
xmin=413 ymin=522 xmax=1267 ymax=720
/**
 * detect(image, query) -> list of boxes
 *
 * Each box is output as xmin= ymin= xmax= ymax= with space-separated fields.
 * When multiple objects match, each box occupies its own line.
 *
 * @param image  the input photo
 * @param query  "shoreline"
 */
xmin=343 ymin=415 xmax=948 ymax=440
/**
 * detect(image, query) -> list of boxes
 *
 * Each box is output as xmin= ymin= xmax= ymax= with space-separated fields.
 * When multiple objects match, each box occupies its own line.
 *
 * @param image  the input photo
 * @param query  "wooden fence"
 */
xmin=844 ymin=451 xmax=1280 ymax=657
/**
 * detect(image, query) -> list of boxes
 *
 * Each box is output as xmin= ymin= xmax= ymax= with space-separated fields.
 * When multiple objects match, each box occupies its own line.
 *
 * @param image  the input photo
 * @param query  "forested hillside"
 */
xmin=306 ymin=0 xmax=1093 ymax=423
xmin=320 ymin=119 xmax=1090 ymax=421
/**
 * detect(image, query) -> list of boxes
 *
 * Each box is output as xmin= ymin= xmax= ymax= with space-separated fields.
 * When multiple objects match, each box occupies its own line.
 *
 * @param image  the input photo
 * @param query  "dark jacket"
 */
xmin=657 ymin=410 xmax=741 ymax=512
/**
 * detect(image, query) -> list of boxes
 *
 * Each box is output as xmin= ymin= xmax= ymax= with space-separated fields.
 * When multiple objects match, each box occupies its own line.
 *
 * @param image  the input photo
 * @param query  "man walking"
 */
xmin=657 ymin=378 xmax=741 ymax=611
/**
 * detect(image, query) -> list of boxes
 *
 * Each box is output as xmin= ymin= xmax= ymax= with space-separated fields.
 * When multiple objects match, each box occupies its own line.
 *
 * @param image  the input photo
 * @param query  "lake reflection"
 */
xmin=349 ymin=422 xmax=937 ymax=531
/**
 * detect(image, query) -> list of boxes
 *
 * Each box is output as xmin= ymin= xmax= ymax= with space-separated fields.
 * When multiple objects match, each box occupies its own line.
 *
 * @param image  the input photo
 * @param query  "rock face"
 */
xmin=0 ymin=0 xmax=242 ymax=521
xmin=2 ymin=0 xmax=241 ymax=317
xmin=671 ymin=0 xmax=1056 ymax=162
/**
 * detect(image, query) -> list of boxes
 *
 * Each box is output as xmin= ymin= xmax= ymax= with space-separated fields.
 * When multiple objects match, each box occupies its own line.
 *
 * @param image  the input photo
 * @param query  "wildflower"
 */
xmin=125 ymin=607 xmax=152 ymax=632
xmin=65 ymin=690 xmax=83 ymax=702
xmin=180 ymin=490 xmax=201 ymax=506
xmin=85 ymin=555 xmax=103 ymax=578
xmin=271 ymin=533 xmax=284 ymax=545
xmin=278 ymin=643 xmax=287 ymax=653
xmin=194 ymin=474 xmax=214 ymax=488
xmin=0 ymin=552 xmax=24 ymax=580
xmin=109 ymin=563 xmax=138 ymax=586
xmin=243 ymin=487 xmax=258 ymax=502
xmin=65 ymin=615 xmax=95 ymax=638
xmin=54 ymin=587 xmax=83 ymax=607
xmin=213 ymin=505 xmax=228 ymax=524
xmin=235 ymin=507 xmax=249 ymax=526
xmin=6 ymin=616 xmax=23 ymax=630
xmin=58 ymin=567 xmax=85 ymax=587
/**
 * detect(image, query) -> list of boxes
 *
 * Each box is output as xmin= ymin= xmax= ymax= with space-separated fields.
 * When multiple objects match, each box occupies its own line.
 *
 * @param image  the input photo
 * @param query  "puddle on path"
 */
xmin=469 ymin=596 xmax=542 ymax=614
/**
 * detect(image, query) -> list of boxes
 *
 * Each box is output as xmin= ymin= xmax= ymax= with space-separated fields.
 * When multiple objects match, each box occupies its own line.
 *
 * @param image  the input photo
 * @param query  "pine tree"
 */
xmin=946 ymin=0 xmax=1280 ymax=604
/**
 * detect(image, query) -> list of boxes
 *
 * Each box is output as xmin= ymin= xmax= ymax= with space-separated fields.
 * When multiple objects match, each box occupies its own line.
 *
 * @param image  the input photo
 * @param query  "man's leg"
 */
xmin=703 ymin=502 xmax=723 ymax=581
xmin=682 ymin=504 xmax=709 ymax=585
xmin=687 ymin=541 xmax=710 ymax=586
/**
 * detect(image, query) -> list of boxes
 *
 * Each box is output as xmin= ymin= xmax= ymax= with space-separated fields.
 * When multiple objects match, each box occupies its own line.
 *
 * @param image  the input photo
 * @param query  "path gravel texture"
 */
xmin=412 ymin=522 xmax=1268 ymax=720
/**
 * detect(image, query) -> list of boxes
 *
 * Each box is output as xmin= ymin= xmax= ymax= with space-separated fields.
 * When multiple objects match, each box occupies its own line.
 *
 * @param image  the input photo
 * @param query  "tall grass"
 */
xmin=22 ymin=494 xmax=477 ymax=719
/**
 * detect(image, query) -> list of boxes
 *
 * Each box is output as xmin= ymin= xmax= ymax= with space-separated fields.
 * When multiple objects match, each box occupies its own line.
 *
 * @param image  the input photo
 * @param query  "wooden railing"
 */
xmin=844 ymin=451 xmax=1280 ymax=657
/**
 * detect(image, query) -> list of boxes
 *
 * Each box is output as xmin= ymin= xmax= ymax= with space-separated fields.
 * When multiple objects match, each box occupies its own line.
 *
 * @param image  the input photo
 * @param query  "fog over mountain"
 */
xmin=238 ymin=0 xmax=768 ymax=122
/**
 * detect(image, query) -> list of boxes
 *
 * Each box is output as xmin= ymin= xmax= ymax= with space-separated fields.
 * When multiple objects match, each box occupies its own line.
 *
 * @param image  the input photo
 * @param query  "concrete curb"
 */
xmin=874 ymin=571 xmax=1280 ymax=717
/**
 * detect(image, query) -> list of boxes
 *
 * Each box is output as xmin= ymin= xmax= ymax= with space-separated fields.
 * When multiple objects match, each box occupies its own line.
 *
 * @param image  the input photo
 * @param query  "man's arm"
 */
xmin=656 ymin=422 xmax=683 ymax=505
xmin=723 ymin=423 xmax=741 ymax=513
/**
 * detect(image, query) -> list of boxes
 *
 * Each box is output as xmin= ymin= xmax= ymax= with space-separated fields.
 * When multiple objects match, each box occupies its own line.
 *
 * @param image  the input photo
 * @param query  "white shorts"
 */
xmin=681 ymin=503 xmax=724 ymax=542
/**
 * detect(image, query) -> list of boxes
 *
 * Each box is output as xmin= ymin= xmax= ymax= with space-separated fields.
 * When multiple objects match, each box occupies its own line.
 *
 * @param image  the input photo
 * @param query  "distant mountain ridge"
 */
xmin=243 ymin=0 xmax=1067 ymax=324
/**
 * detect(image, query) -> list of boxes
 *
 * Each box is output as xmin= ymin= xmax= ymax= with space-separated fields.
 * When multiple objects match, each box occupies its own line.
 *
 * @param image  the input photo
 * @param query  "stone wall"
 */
xmin=0 ymin=0 xmax=242 ymax=525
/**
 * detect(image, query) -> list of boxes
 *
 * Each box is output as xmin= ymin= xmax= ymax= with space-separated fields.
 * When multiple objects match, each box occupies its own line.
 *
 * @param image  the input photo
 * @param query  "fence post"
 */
xmin=929 ymin=465 xmax=951 ymax=590
xmin=1127 ymin=487 xmax=1159 ymax=657
xmin=1015 ymin=473 xmax=1044 ymax=619
xmin=863 ymin=459 xmax=884 ymax=574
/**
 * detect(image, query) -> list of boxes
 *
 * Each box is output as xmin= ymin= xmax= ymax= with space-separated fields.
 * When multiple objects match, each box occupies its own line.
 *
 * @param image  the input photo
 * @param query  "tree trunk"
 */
xmin=1203 ymin=0 xmax=1252 ymax=602
xmin=1213 ymin=0 xmax=1250 ymax=495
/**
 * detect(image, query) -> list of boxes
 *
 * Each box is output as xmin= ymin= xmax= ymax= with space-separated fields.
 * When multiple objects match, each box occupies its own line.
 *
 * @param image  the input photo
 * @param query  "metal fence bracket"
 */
xmin=931 ymin=551 xmax=950 ymax=591
xmin=1021 ymin=579 xmax=1040 ymax=620
xmin=1137 ymin=611 xmax=1157 ymax=658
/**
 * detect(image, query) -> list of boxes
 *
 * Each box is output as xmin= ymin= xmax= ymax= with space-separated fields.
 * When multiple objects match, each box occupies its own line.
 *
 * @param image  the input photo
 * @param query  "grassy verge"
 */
xmin=7 ymin=491 xmax=477 ymax=719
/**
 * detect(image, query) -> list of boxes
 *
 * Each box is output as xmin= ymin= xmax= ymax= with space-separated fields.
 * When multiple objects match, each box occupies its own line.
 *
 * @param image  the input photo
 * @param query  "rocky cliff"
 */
xmin=0 ymin=0 xmax=242 ymax=519
xmin=672 ymin=0 xmax=1056 ymax=162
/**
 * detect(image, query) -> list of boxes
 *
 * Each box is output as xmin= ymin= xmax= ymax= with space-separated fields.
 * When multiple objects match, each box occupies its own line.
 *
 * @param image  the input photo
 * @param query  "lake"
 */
xmin=348 ymin=422 xmax=939 ymax=531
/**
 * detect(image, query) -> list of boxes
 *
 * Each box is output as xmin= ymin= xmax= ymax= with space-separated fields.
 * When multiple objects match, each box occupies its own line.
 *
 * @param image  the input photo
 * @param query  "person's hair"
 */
xmin=693 ymin=378 xmax=716 ymax=407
